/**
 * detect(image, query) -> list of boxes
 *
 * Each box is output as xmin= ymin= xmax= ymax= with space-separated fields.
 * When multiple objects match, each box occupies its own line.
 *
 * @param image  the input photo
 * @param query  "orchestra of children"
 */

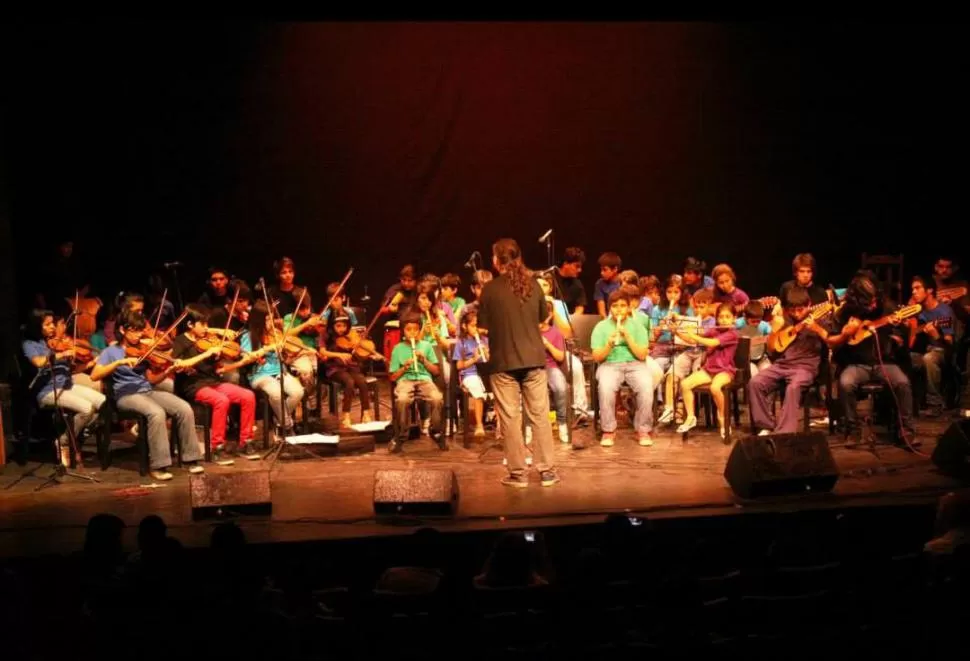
xmin=24 ymin=245 xmax=969 ymax=486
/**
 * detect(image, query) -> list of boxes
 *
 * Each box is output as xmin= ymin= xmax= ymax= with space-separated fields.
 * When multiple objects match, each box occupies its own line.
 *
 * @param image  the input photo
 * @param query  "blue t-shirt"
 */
xmin=97 ymin=345 xmax=152 ymax=399
xmin=240 ymin=331 xmax=283 ymax=382
xmin=638 ymin=297 xmax=654 ymax=316
xmin=452 ymin=335 xmax=489 ymax=378
xmin=23 ymin=340 xmax=73 ymax=402
xmin=918 ymin=302 xmax=955 ymax=348
xmin=551 ymin=298 xmax=570 ymax=323
xmin=650 ymin=305 xmax=694 ymax=345
xmin=735 ymin=318 xmax=771 ymax=335
xmin=593 ymin=278 xmax=621 ymax=303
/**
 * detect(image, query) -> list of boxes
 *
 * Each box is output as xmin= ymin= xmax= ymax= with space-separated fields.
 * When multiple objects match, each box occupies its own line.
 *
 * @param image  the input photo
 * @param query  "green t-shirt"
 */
xmin=390 ymin=338 xmax=439 ymax=381
xmin=632 ymin=309 xmax=652 ymax=338
xmin=591 ymin=316 xmax=649 ymax=363
xmin=448 ymin=297 xmax=467 ymax=317
xmin=282 ymin=313 xmax=318 ymax=349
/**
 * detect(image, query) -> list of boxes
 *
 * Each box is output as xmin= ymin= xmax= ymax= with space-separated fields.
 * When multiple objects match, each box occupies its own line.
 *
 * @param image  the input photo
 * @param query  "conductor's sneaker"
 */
xmin=540 ymin=470 xmax=560 ymax=487
xmin=637 ymin=433 xmax=654 ymax=447
xmin=501 ymin=474 xmax=529 ymax=488
xmin=150 ymin=469 xmax=173 ymax=482
xmin=185 ymin=461 xmax=205 ymax=475
xmin=558 ymin=423 xmax=570 ymax=443
xmin=600 ymin=432 xmax=615 ymax=447
xmin=757 ymin=429 xmax=771 ymax=437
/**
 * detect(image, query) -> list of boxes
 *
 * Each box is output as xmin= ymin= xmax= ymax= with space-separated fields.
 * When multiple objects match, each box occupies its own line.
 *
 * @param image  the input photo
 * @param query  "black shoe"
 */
xmin=432 ymin=432 xmax=447 ymax=450
xmin=845 ymin=429 xmax=863 ymax=448
xmin=237 ymin=441 xmax=261 ymax=461
xmin=388 ymin=439 xmax=404 ymax=454
xmin=211 ymin=446 xmax=235 ymax=466
xmin=899 ymin=430 xmax=922 ymax=449
xmin=540 ymin=470 xmax=560 ymax=487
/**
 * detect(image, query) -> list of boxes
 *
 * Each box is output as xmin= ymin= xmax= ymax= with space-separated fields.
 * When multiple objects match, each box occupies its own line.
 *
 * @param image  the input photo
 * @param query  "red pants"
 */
xmin=194 ymin=383 xmax=256 ymax=448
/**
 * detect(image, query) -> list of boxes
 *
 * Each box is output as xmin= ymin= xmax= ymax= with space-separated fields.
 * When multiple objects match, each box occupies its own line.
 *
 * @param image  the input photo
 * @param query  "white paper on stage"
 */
xmin=285 ymin=433 xmax=340 ymax=445
xmin=350 ymin=421 xmax=391 ymax=433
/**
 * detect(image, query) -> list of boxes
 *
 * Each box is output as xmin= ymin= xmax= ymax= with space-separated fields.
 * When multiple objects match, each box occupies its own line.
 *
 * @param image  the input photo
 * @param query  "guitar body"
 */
xmin=847 ymin=304 xmax=922 ymax=346
xmin=768 ymin=302 xmax=835 ymax=354
xmin=67 ymin=296 xmax=102 ymax=338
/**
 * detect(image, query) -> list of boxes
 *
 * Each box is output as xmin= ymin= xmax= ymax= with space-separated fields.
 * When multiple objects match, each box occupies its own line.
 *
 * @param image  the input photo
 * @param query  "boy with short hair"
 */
xmin=388 ymin=313 xmax=446 ymax=453
xmin=440 ymin=273 xmax=466 ymax=319
xmin=594 ymin=252 xmax=623 ymax=318
xmin=736 ymin=299 xmax=772 ymax=376
xmin=321 ymin=281 xmax=359 ymax=325
xmin=638 ymin=275 xmax=661 ymax=316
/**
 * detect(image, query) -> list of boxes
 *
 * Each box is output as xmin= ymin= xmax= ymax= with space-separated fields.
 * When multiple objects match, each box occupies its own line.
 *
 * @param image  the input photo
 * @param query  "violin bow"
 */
xmin=220 ymin=288 xmax=241 ymax=353
xmin=316 ymin=267 xmax=355 ymax=321
xmin=133 ymin=309 xmax=189 ymax=368
xmin=258 ymin=277 xmax=286 ymax=355
xmin=72 ymin=290 xmax=80 ymax=354
xmin=151 ymin=288 xmax=169 ymax=339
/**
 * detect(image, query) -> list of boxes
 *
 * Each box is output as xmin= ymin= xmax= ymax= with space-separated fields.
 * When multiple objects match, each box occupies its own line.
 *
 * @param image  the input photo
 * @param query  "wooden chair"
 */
xmin=861 ymin=253 xmax=904 ymax=304
xmin=682 ymin=336 xmax=751 ymax=443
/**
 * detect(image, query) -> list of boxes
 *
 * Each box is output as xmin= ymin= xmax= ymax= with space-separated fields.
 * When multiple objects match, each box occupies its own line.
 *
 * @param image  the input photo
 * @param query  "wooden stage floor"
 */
xmin=1 ymin=409 xmax=965 ymax=559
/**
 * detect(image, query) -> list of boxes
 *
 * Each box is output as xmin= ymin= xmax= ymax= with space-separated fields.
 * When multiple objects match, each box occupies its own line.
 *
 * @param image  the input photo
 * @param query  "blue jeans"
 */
xmin=596 ymin=361 xmax=655 ymax=433
xmin=838 ymin=363 xmax=914 ymax=433
xmin=546 ymin=366 xmax=568 ymax=422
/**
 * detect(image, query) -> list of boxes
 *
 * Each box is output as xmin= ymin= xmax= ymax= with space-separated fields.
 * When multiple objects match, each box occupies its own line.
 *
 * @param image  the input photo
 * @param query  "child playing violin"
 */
xmin=171 ymin=304 xmax=258 ymax=463
xmin=281 ymin=291 xmax=325 ymax=395
xmin=23 ymin=309 xmax=107 ymax=467
xmin=320 ymin=314 xmax=374 ymax=428
xmin=90 ymin=310 xmax=205 ymax=481
xmin=388 ymin=312 xmax=446 ymax=454
xmin=220 ymin=300 xmax=305 ymax=440
xmin=321 ymin=281 xmax=359 ymax=325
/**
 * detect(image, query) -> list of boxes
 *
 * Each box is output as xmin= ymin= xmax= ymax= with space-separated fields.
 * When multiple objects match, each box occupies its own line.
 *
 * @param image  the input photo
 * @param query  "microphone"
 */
xmin=163 ymin=261 xmax=183 ymax=269
xmin=537 ymin=229 xmax=553 ymax=243
xmin=464 ymin=251 xmax=480 ymax=269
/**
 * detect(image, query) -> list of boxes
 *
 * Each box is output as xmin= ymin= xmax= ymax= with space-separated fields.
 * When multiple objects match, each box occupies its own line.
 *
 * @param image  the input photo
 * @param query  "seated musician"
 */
xmin=710 ymin=263 xmax=750 ymax=312
xmin=171 ymin=304 xmax=257 ymax=463
xmin=826 ymin=271 xmax=918 ymax=447
xmin=207 ymin=281 xmax=252 ymax=385
xmin=736 ymin=300 xmax=772 ymax=377
xmin=539 ymin=300 xmax=570 ymax=443
xmin=774 ymin=253 xmax=830 ymax=316
xmin=440 ymin=273 xmax=467 ymax=320
xmin=659 ymin=287 xmax=716 ymax=424
xmin=554 ymin=246 xmax=588 ymax=315
xmin=453 ymin=308 xmax=490 ymax=437
xmin=682 ymin=256 xmax=714 ymax=299
xmin=221 ymin=300 xmax=305 ymax=440
xmin=538 ymin=272 xmax=592 ymax=420
xmin=266 ymin=256 xmax=304 ymax=320
xmin=320 ymin=314 xmax=375 ymax=428
xmin=51 ymin=313 xmax=102 ymax=393
xmin=388 ymin=312 xmax=446 ymax=453
xmin=909 ymin=275 xmax=954 ymax=416
xmin=933 ymin=255 xmax=970 ymax=373
xmin=22 ymin=309 xmax=107 ymax=467
xmin=637 ymin=275 xmax=661 ymax=316
xmin=672 ymin=303 xmax=740 ymax=440
xmin=321 ymin=281 xmax=359 ymax=325
xmin=467 ymin=269 xmax=494 ymax=314
xmin=416 ymin=281 xmax=456 ymax=435
xmin=593 ymin=252 xmax=623 ymax=318
xmin=90 ymin=310 xmax=205 ymax=481
xmin=747 ymin=287 xmax=824 ymax=435
xmin=650 ymin=275 xmax=693 ymax=382
xmin=591 ymin=290 xmax=655 ymax=448
xmin=198 ymin=266 xmax=232 ymax=308
xmin=282 ymin=291 xmax=325 ymax=394
xmin=381 ymin=264 xmax=418 ymax=320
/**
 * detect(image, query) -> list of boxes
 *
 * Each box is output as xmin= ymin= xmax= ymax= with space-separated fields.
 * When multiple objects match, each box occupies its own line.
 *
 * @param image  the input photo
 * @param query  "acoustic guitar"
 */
xmin=907 ymin=316 xmax=953 ymax=349
xmin=767 ymin=302 xmax=836 ymax=354
xmin=846 ymin=304 xmax=922 ymax=346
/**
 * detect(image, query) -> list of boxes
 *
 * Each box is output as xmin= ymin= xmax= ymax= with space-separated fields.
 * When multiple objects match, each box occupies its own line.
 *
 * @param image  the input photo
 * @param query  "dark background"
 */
xmin=0 ymin=21 xmax=965 ymax=358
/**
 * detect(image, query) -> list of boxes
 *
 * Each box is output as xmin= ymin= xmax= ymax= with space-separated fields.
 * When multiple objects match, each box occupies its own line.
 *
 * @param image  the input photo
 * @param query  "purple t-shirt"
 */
xmin=712 ymin=286 xmax=749 ymax=309
xmin=703 ymin=328 xmax=739 ymax=376
xmin=541 ymin=325 xmax=565 ymax=370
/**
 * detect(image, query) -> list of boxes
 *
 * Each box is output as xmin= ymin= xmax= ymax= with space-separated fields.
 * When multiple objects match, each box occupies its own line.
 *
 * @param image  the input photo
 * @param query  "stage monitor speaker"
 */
xmin=189 ymin=470 xmax=272 ymax=520
xmin=373 ymin=469 xmax=458 ymax=517
xmin=932 ymin=419 xmax=970 ymax=478
xmin=724 ymin=432 xmax=839 ymax=499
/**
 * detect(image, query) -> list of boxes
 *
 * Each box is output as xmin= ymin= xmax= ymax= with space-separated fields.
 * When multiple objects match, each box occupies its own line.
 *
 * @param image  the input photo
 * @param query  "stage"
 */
xmin=1 ymin=402 xmax=964 ymax=560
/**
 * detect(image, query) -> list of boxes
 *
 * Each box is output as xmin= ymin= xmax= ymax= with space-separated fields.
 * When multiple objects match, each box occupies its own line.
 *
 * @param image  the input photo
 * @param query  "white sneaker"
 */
xmin=558 ymin=423 xmax=570 ymax=442
xmin=676 ymin=417 xmax=698 ymax=433
xmin=758 ymin=429 xmax=771 ymax=437
xmin=657 ymin=408 xmax=675 ymax=424
xmin=524 ymin=426 xmax=533 ymax=445
xmin=421 ymin=420 xmax=430 ymax=436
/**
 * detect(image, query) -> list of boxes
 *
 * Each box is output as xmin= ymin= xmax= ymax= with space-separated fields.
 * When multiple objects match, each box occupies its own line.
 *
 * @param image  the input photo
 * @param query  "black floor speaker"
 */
xmin=932 ymin=419 xmax=970 ymax=478
xmin=373 ymin=468 xmax=459 ymax=517
xmin=724 ymin=432 xmax=839 ymax=499
xmin=189 ymin=470 xmax=273 ymax=520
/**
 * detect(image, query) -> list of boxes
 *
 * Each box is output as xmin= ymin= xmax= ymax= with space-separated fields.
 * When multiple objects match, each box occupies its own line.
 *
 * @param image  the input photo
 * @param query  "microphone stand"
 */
xmin=6 ymin=350 xmax=100 ymax=491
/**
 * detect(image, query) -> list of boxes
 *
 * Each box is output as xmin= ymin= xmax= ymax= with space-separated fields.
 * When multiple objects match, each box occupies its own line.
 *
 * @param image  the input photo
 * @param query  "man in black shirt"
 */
xmin=827 ymin=272 xmax=917 ymax=447
xmin=553 ymin=246 xmax=588 ymax=314
xmin=198 ymin=266 xmax=232 ymax=309
xmin=265 ymin=257 xmax=305 ymax=320
xmin=777 ymin=253 xmax=830 ymax=309
xmin=381 ymin=264 xmax=418 ymax=320
xmin=477 ymin=239 xmax=560 ymax=488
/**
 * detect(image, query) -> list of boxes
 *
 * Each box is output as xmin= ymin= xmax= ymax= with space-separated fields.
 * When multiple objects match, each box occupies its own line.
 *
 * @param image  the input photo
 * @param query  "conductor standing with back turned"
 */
xmin=477 ymin=238 xmax=560 ymax=487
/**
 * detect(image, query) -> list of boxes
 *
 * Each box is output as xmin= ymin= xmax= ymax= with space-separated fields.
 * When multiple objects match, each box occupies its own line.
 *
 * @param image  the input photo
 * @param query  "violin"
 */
xmin=140 ymin=326 xmax=173 ymax=350
xmin=124 ymin=343 xmax=178 ymax=370
xmin=194 ymin=335 xmax=242 ymax=360
xmin=47 ymin=337 xmax=95 ymax=365
xmin=334 ymin=328 xmax=384 ymax=361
